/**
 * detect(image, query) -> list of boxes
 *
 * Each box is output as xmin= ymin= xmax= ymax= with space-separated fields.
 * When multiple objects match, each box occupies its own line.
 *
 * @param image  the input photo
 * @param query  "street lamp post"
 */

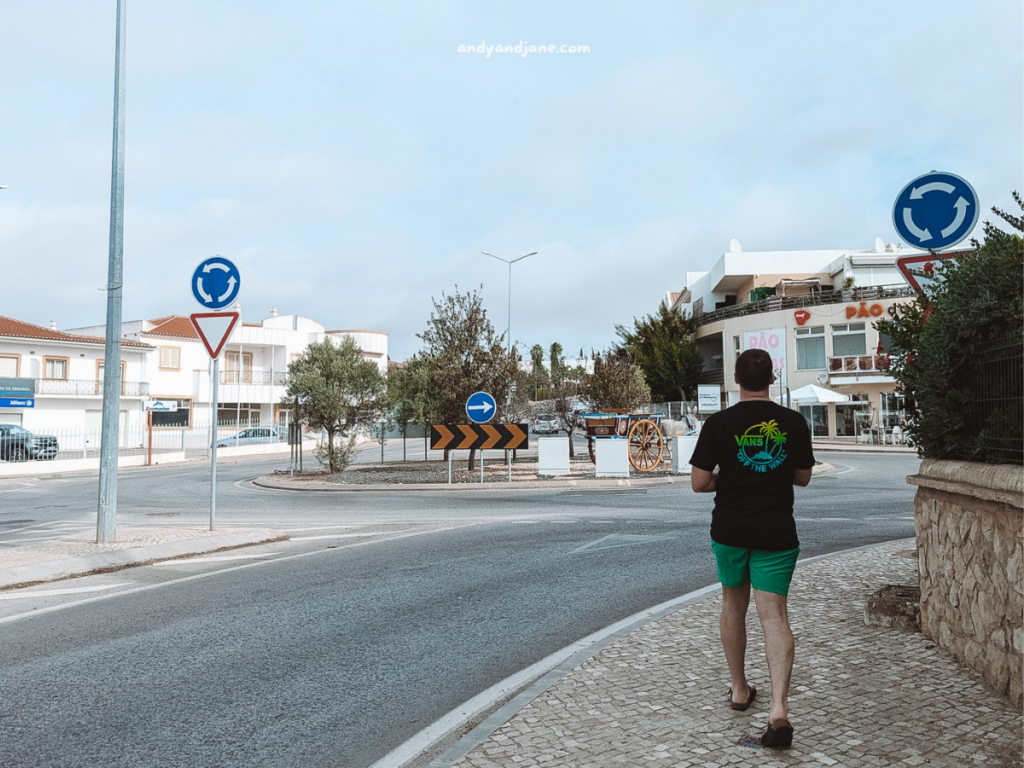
xmin=481 ymin=251 xmax=537 ymax=354
xmin=97 ymin=0 xmax=127 ymax=544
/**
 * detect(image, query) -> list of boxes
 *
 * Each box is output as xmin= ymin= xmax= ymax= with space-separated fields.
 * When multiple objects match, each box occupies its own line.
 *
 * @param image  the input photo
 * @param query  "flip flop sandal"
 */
xmin=762 ymin=718 xmax=794 ymax=748
xmin=728 ymin=684 xmax=756 ymax=711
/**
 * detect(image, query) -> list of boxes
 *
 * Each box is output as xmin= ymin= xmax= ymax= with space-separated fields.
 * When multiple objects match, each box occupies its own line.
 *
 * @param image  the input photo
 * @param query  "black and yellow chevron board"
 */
xmin=430 ymin=424 xmax=529 ymax=451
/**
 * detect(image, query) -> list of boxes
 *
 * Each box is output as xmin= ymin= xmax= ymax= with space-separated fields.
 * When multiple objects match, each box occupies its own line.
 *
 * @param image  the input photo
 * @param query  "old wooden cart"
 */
xmin=582 ymin=409 xmax=667 ymax=472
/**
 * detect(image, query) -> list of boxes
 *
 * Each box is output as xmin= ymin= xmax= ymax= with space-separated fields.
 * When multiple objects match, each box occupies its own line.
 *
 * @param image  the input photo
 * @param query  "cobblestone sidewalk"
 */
xmin=453 ymin=540 xmax=1023 ymax=768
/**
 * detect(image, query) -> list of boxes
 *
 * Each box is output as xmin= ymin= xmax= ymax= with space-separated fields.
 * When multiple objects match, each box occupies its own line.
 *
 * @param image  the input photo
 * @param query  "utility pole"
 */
xmin=97 ymin=0 xmax=127 ymax=543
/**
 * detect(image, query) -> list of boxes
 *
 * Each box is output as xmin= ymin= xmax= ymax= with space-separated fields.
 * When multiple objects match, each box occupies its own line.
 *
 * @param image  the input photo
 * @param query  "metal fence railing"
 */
xmin=33 ymin=379 xmax=150 ymax=397
xmin=0 ymin=419 xmax=309 ymax=465
xmin=949 ymin=335 xmax=1023 ymax=465
xmin=694 ymin=285 xmax=915 ymax=328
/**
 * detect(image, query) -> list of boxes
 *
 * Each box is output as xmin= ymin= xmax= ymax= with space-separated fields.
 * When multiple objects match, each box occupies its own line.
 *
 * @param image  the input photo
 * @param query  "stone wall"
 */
xmin=908 ymin=459 xmax=1024 ymax=708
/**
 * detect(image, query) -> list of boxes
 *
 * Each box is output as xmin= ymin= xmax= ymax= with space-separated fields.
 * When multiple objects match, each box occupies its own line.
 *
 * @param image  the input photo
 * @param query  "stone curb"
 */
xmin=0 ymin=529 xmax=289 ymax=591
xmin=253 ymin=461 xmax=836 ymax=493
xmin=251 ymin=476 xmax=690 ymax=493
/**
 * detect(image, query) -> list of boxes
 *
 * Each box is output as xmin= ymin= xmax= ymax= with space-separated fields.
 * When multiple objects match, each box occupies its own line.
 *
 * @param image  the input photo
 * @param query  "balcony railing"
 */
xmin=828 ymin=355 xmax=891 ymax=375
xmin=220 ymin=370 xmax=288 ymax=386
xmin=694 ymin=285 xmax=914 ymax=328
xmin=35 ymin=379 xmax=150 ymax=396
xmin=698 ymin=368 xmax=724 ymax=385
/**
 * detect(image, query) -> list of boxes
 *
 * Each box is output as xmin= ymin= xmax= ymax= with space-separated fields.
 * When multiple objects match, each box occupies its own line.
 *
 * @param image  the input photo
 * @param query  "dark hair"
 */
xmin=735 ymin=349 xmax=774 ymax=391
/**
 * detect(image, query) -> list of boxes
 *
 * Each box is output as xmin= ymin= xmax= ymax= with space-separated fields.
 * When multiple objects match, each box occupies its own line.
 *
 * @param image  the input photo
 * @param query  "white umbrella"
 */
xmin=774 ymin=384 xmax=850 ymax=404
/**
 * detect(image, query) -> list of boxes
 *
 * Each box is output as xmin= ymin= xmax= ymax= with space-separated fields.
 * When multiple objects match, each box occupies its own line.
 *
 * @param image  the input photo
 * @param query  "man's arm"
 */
xmin=793 ymin=467 xmax=812 ymax=487
xmin=691 ymin=466 xmax=718 ymax=493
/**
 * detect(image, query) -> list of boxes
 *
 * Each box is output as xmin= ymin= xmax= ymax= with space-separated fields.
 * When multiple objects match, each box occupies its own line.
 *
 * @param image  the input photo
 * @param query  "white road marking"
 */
xmin=290 ymin=530 xmax=412 ymax=541
xmin=794 ymin=517 xmax=853 ymax=522
xmin=281 ymin=525 xmax=358 ymax=532
xmin=0 ymin=523 xmax=481 ymax=625
xmin=0 ymin=583 xmax=131 ymax=600
xmin=570 ymin=534 xmax=676 ymax=554
xmin=152 ymin=553 xmax=280 ymax=566
xmin=0 ymin=519 xmax=80 ymax=536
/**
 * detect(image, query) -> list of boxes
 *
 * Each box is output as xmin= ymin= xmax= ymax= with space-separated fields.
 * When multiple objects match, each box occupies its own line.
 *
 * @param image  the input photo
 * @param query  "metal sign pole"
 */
xmin=448 ymin=452 xmax=452 ymax=484
xmin=210 ymin=357 xmax=219 ymax=530
xmin=480 ymin=450 xmax=484 ymax=484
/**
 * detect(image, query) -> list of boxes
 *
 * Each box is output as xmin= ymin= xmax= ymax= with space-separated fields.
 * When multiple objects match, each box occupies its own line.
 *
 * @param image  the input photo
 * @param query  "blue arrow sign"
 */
xmin=465 ymin=391 xmax=497 ymax=424
xmin=191 ymin=256 xmax=241 ymax=310
xmin=892 ymin=171 xmax=979 ymax=250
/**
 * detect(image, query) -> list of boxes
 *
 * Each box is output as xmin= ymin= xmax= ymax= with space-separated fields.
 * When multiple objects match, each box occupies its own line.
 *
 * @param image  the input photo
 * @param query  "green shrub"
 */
xmin=876 ymin=193 xmax=1023 ymax=465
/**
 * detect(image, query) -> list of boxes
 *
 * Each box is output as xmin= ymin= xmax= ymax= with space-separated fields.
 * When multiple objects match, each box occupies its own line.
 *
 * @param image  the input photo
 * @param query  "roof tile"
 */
xmin=0 ymin=316 xmax=152 ymax=348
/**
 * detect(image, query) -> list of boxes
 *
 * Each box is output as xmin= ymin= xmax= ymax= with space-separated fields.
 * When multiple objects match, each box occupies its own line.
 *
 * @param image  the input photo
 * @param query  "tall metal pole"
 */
xmin=507 ymin=261 xmax=512 ymax=354
xmin=210 ymin=358 xmax=220 ymax=530
xmin=96 ymin=0 xmax=127 ymax=544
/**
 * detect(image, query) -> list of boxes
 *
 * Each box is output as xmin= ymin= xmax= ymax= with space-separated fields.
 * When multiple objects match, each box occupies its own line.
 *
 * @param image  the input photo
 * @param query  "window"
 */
xmin=44 ymin=357 xmax=69 ymax=380
xmin=795 ymin=326 xmax=825 ymax=370
xmin=159 ymin=346 xmax=181 ymax=370
xmin=835 ymin=393 xmax=871 ymax=437
xmin=97 ymin=360 xmax=128 ymax=395
xmin=881 ymin=393 xmax=906 ymax=428
xmin=733 ymin=336 xmax=741 ymax=361
xmin=151 ymin=397 xmax=192 ymax=428
xmin=0 ymin=354 xmax=19 ymax=377
xmin=832 ymin=323 xmax=867 ymax=357
xmin=224 ymin=351 xmax=253 ymax=384
xmin=218 ymin=403 xmax=260 ymax=427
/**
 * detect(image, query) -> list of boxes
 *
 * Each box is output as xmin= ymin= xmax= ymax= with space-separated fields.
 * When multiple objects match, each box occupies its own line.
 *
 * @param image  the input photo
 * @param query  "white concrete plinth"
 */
xmin=595 ymin=439 xmax=629 ymax=478
xmin=538 ymin=436 xmax=570 ymax=476
xmin=671 ymin=435 xmax=700 ymax=474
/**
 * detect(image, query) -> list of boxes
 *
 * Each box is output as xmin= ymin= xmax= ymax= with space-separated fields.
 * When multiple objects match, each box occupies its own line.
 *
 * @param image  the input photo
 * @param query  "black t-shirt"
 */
xmin=689 ymin=400 xmax=814 ymax=551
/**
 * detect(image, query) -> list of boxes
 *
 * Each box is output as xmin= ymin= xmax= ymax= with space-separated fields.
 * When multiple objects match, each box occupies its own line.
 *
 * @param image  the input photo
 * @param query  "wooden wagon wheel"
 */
xmin=627 ymin=418 xmax=664 ymax=472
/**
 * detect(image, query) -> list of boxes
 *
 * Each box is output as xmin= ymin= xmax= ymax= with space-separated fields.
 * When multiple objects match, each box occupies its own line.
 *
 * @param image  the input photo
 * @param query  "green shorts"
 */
xmin=712 ymin=541 xmax=800 ymax=596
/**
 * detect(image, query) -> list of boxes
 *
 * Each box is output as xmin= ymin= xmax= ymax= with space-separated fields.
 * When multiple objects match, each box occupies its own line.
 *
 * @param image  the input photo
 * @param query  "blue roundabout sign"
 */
xmin=191 ymin=256 xmax=242 ymax=310
xmin=892 ymin=171 xmax=979 ymax=251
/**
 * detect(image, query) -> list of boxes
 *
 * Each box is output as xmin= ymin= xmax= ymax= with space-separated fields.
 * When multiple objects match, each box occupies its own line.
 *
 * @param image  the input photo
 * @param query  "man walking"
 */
xmin=689 ymin=348 xmax=813 ymax=748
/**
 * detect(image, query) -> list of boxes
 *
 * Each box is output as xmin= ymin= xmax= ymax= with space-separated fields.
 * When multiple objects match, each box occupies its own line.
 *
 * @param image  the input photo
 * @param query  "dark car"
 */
xmin=0 ymin=425 xmax=60 ymax=461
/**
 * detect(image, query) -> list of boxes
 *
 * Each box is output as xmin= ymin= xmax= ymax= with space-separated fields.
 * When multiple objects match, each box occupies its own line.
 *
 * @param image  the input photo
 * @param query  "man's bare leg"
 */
xmin=720 ymin=583 xmax=752 ymax=704
xmin=752 ymin=588 xmax=794 ymax=722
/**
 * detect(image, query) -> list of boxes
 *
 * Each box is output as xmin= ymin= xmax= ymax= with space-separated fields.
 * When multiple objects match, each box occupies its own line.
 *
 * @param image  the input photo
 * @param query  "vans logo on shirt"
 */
xmin=735 ymin=420 xmax=788 ymax=472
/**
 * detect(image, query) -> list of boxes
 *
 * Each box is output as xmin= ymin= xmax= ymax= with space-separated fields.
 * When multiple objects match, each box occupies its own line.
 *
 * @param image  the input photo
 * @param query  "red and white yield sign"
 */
xmin=190 ymin=312 xmax=239 ymax=359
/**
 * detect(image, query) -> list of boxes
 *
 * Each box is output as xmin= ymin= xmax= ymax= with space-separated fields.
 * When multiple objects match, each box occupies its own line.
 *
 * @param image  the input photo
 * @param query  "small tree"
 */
xmin=417 ymin=288 xmax=519 ymax=469
xmin=550 ymin=363 xmax=586 ymax=457
xmin=615 ymin=301 xmax=703 ymax=402
xmin=285 ymin=338 xmax=386 ymax=473
xmin=582 ymin=353 xmax=651 ymax=412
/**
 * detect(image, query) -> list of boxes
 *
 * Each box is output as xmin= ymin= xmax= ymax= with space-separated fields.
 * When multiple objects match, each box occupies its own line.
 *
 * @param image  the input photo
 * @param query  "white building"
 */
xmin=0 ymin=316 xmax=153 ymax=438
xmin=668 ymin=240 xmax=951 ymax=441
xmin=1 ymin=310 xmax=387 ymax=437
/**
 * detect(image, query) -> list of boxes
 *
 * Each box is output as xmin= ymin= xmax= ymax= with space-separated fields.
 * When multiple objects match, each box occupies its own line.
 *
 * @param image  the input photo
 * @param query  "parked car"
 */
xmin=0 ymin=425 xmax=60 ymax=461
xmin=214 ymin=427 xmax=287 ymax=448
xmin=533 ymin=414 xmax=560 ymax=434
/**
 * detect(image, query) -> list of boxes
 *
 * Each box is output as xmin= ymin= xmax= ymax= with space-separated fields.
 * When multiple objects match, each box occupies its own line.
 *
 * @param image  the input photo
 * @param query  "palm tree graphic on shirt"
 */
xmin=735 ymin=420 xmax=788 ymax=469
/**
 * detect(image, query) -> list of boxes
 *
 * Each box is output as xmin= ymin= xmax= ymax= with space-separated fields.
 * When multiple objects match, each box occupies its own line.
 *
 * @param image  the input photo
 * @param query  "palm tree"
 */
xmin=530 ymin=344 xmax=544 ymax=373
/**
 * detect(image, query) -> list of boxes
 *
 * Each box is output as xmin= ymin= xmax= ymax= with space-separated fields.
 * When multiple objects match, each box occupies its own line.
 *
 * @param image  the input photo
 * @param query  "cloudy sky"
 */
xmin=1 ymin=1 xmax=1021 ymax=360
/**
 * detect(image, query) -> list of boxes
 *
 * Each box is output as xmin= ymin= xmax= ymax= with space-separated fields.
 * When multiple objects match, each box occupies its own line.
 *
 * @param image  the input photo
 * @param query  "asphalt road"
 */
xmin=0 ymin=451 xmax=920 ymax=768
